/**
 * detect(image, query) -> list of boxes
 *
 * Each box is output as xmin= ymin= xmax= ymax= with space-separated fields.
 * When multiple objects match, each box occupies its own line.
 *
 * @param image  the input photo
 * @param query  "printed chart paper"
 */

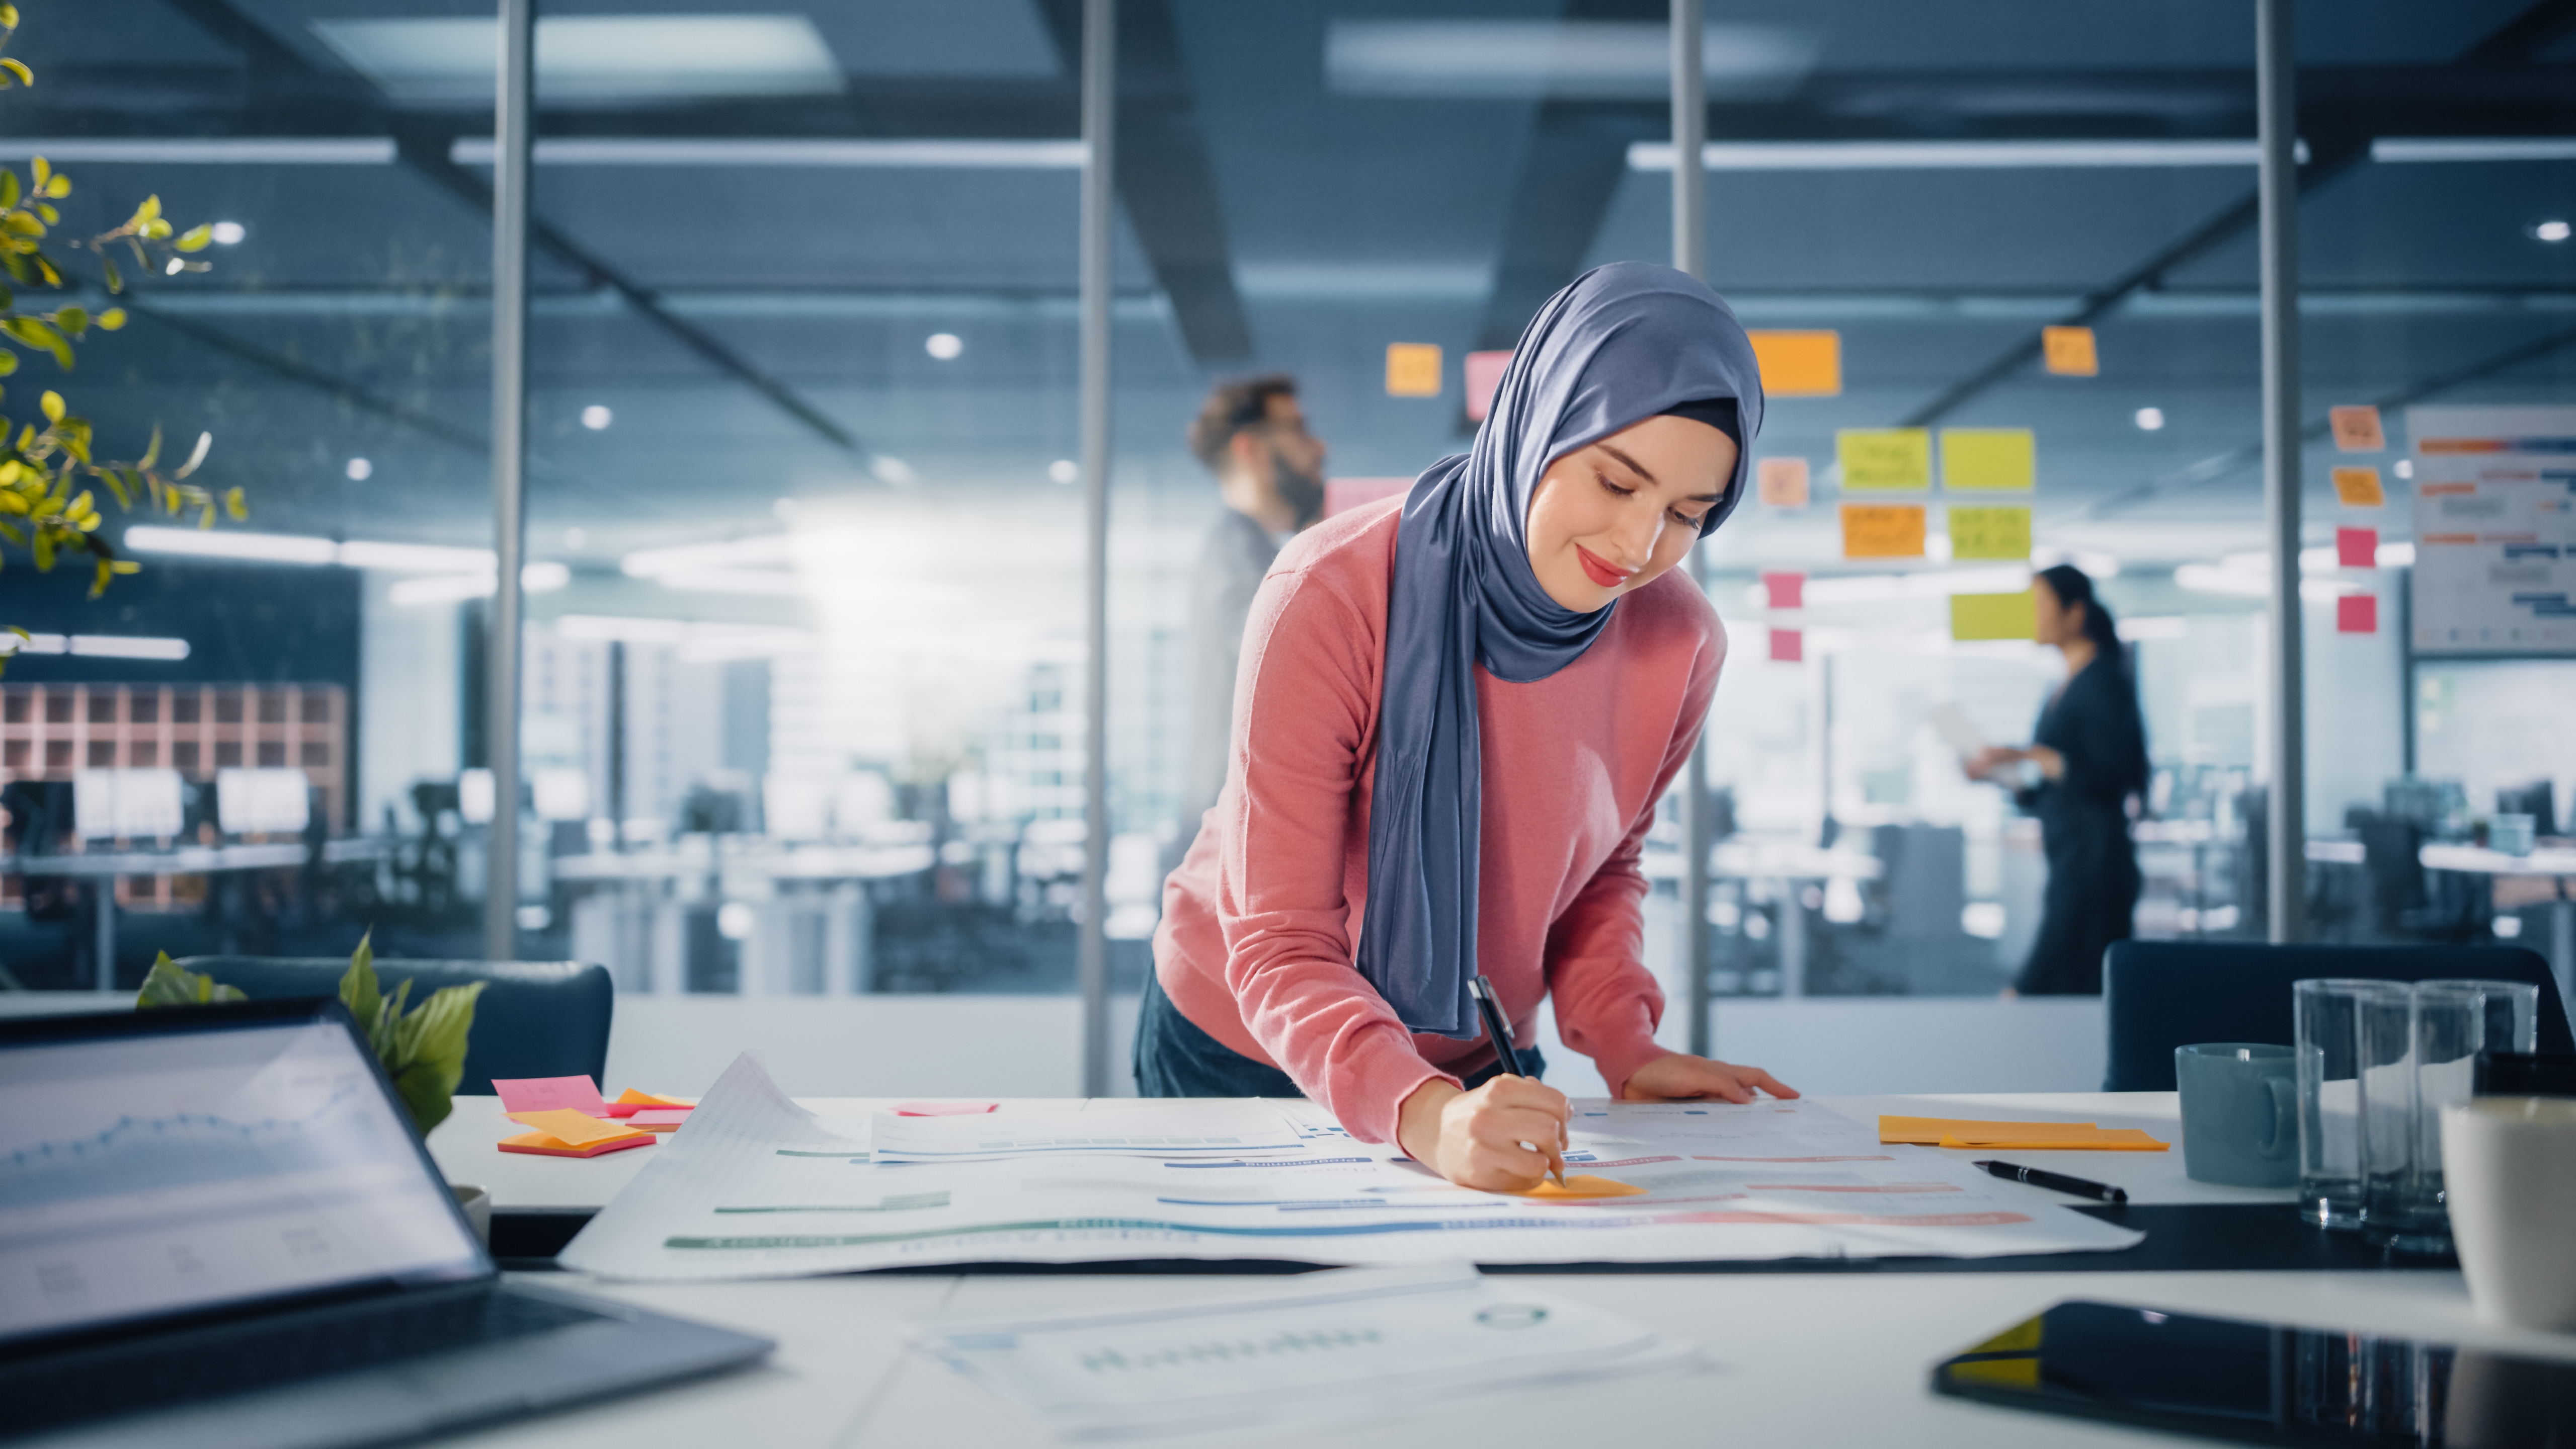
xmin=2408 ymin=406 xmax=2576 ymax=657
xmin=559 ymin=1057 xmax=2144 ymax=1281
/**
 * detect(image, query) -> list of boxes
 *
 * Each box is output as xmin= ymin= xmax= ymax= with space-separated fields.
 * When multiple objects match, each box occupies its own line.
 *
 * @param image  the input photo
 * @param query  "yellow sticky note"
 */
xmin=1947 ymin=505 xmax=2031 ymax=561
xmin=1941 ymin=429 xmax=2036 ymax=492
xmin=2332 ymin=466 xmax=2385 ymax=508
xmin=1950 ymin=591 xmax=2037 ymax=641
xmin=1937 ymin=1130 xmax=2167 ymax=1152
xmin=1840 ymin=503 xmax=1926 ymax=559
xmin=1747 ymin=330 xmax=1842 ymax=397
xmin=1508 ymin=1175 xmax=1648 ymax=1199
xmin=1385 ymin=343 xmax=1442 ymax=397
xmin=1837 ymin=429 xmax=1932 ymax=492
xmin=1757 ymin=456 xmax=1809 ymax=509
xmin=2041 ymin=326 xmax=2098 ymax=377
xmin=507 ymin=1108 xmax=646 ymax=1147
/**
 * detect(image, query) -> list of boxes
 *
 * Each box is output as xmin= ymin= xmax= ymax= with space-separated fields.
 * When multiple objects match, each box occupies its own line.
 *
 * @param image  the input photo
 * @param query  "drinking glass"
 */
xmin=2360 ymin=979 xmax=2540 ymax=1252
xmin=2296 ymin=979 xmax=2409 ymax=1228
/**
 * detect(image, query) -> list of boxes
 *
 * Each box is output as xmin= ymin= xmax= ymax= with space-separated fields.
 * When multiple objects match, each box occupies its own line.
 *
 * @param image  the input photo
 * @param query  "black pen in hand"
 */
xmin=1468 ymin=975 xmax=1565 ymax=1187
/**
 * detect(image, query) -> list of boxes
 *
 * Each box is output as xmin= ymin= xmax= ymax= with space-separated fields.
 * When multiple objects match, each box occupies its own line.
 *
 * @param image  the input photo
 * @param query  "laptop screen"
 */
xmin=1 ymin=1012 xmax=488 ymax=1348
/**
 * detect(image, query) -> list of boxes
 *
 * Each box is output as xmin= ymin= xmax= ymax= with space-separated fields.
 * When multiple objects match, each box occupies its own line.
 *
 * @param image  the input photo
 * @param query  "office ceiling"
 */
xmin=0 ymin=0 xmax=2569 ymax=580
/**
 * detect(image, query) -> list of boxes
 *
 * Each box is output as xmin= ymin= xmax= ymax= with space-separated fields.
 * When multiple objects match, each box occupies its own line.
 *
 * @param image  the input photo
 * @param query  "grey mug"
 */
xmin=2178 ymin=1042 xmax=2299 ymax=1188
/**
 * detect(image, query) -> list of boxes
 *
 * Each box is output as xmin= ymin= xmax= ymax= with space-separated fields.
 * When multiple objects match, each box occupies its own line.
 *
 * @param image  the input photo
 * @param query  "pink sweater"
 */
xmin=1151 ymin=498 xmax=1725 ymax=1145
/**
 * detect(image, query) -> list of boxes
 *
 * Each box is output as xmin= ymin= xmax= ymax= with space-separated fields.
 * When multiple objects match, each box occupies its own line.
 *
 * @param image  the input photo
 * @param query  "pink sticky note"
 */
xmin=2337 ymin=526 xmax=2378 ymax=569
xmin=1762 ymin=572 xmax=1805 ymax=610
xmin=491 ymin=1076 xmax=608 ymax=1117
xmin=895 ymin=1101 xmax=1000 ymax=1117
xmin=2338 ymin=594 xmax=2378 ymax=634
xmin=1464 ymin=350 xmax=1513 ymax=422
xmin=1770 ymin=628 xmax=1805 ymax=663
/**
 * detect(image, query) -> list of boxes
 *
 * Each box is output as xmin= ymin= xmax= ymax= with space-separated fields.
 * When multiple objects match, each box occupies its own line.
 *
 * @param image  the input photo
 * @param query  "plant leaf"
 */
xmin=338 ymin=933 xmax=381 ymax=1042
xmin=136 ymin=952 xmax=246 ymax=1007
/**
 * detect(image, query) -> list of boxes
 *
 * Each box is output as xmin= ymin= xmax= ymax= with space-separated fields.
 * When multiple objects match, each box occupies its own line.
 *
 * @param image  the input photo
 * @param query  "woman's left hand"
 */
xmin=1621 ymin=1052 xmax=1799 ymax=1103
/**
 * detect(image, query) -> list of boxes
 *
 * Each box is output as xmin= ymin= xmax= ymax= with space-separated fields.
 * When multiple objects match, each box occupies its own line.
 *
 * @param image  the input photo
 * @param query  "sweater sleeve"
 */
xmin=1212 ymin=561 xmax=1453 ymax=1145
xmin=1545 ymin=615 xmax=1724 ymax=1098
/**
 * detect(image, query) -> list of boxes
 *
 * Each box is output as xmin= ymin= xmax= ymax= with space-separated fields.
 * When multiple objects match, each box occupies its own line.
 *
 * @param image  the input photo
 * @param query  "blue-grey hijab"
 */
xmin=1354 ymin=261 xmax=1765 ymax=1037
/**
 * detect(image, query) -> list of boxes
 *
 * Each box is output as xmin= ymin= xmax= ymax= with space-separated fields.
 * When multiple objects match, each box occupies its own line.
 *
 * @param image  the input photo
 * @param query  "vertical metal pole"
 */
xmin=2257 ymin=0 xmax=2305 ymax=942
xmin=485 ymin=0 xmax=533 ymax=961
xmin=1671 ymin=0 xmax=1712 ymax=1057
xmin=1077 ymin=0 xmax=1116 ymax=1097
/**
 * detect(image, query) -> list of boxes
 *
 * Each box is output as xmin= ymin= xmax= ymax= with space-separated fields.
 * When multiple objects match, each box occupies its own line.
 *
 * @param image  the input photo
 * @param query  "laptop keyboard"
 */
xmin=4 ymin=1288 xmax=606 ymax=1437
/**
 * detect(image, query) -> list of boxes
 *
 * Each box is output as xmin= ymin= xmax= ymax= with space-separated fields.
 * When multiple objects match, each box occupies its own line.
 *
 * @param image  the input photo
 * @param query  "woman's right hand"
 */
xmin=1396 ymin=1075 xmax=1571 ymax=1191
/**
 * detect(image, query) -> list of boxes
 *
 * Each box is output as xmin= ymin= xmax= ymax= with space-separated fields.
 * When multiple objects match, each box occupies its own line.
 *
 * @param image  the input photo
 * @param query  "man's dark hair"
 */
xmin=1188 ymin=375 xmax=1298 ymax=474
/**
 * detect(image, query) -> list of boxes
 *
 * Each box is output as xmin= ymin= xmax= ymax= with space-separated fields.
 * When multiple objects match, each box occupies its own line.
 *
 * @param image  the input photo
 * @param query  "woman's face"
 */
xmin=2031 ymin=577 xmax=2080 ymax=647
xmin=1524 ymin=413 xmax=1739 ymax=612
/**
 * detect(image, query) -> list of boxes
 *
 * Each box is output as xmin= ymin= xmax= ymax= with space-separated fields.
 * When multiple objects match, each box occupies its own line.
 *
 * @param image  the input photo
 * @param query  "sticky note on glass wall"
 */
xmin=1837 ymin=429 xmax=1931 ymax=492
xmin=1770 ymin=627 xmax=1804 ymax=663
xmin=1747 ymin=330 xmax=1841 ymax=396
xmin=1841 ymin=503 xmax=1926 ymax=558
xmin=2332 ymin=466 xmax=2385 ymax=507
xmin=1948 ymin=506 xmax=2032 ymax=561
xmin=1385 ymin=343 xmax=1442 ymax=397
xmin=1761 ymin=571 xmax=1804 ymax=610
xmin=2329 ymin=405 xmax=2385 ymax=453
xmin=2041 ymin=326 xmax=2098 ymax=376
xmin=1951 ymin=590 xmax=2037 ymax=641
xmin=1940 ymin=429 xmax=2035 ymax=492
xmin=1756 ymin=456 xmax=1809 ymax=508
xmin=2338 ymin=593 xmax=2378 ymax=634
xmin=1463 ymin=349 xmax=1511 ymax=420
xmin=2338 ymin=526 xmax=2378 ymax=569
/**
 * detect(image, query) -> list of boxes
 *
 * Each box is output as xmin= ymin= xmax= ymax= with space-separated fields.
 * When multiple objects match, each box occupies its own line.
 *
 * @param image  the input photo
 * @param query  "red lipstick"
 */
xmin=1574 ymin=544 xmax=1634 ymax=590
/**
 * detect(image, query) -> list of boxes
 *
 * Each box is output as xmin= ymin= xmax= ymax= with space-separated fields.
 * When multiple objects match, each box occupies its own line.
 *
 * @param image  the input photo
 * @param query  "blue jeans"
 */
xmin=1133 ymin=971 xmax=1543 ymax=1097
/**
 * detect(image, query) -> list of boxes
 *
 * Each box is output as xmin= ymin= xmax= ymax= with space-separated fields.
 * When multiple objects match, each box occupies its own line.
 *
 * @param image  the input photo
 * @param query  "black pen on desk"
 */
xmin=1974 ymin=1159 xmax=2128 ymax=1204
xmin=1468 ymin=974 xmax=1565 ymax=1187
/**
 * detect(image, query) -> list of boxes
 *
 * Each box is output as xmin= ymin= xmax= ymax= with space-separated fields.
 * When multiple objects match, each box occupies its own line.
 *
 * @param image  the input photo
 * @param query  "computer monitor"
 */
xmin=214 ymin=768 xmax=312 ymax=836
xmin=0 ymin=1003 xmax=487 ymax=1349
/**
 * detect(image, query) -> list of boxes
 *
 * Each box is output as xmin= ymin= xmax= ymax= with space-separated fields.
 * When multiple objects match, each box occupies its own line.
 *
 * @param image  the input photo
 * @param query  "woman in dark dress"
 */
xmin=1968 ymin=564 xmax=2150 ymax=996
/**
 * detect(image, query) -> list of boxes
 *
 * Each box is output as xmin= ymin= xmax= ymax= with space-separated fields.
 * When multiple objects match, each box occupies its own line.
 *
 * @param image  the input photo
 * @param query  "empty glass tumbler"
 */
xmin=2358 ymin=979 xmax=2540 ymax=1253
xmin=2297 ymin=979 xmax=2410 ymax=1228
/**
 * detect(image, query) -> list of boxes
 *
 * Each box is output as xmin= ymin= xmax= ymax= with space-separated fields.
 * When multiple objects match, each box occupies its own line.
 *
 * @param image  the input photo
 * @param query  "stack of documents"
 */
xmin=912 ymin=1263 xmax=1700 ymax=1441
xmin=1878 ymin=1117 xmax=2168 ymax=1151
xmin=556 ymin=1055 xmax=2146 ymax=1280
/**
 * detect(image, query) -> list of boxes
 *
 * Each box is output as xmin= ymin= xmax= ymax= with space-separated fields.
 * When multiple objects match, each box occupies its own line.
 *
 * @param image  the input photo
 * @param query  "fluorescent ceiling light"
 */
xmin=1631 ymin=139 xmax=2305 ymax=171
xmin=0 ymin=633 xmax=190 ymax=661
xmin=1328 ymin=21 xmax=1815 ymax=101
xmin=553 ymin=613 xmax=810 ymax=662
xmin=312 ymin=16 xmax=844 ymax=106
xmin=386 ymin=562 xmax=570 ymax=608
xmin=127 ymin=525 xmax=494 ymax=573
xmin=2372 ymin=137 xmax=2576 ymax=164
xmin=622 ymin=535 xmax=793 ymax=579
xmin=0 ymin=138 xmax=392 ymax=165
xmin=449 ymin=136 xmax=1083 ymax=168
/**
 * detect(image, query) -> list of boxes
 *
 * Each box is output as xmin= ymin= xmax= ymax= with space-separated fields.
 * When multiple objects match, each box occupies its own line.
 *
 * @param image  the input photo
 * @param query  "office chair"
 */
xmin=2101 ymin=940 xmax=2573 ymax=1091
xmin=175 ymin=955 xmax=613 ymax=1096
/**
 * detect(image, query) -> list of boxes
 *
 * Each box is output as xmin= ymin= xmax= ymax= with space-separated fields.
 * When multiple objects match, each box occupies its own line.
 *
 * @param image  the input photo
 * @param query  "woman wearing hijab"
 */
xmin=1140 ymin=263 xmax=1795 ymax=1191
xmin=1967 ymin=564 xmax=2151 ymax=996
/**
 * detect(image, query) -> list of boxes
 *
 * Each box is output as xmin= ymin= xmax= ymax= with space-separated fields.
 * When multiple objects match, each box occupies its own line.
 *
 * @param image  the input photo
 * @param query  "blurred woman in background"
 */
xmin=1968 ymin=564 xmax=2150 ymax=996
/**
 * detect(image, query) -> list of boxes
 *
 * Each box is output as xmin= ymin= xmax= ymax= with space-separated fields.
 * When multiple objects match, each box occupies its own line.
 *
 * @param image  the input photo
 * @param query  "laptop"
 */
xmin=1 ymin=997 xmax=772 ymax=1448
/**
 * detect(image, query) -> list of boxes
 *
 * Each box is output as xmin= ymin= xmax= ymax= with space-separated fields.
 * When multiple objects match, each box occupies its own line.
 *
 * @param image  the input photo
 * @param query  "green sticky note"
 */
xmin=1948 ymin=505 xmax=2032 ymax=561
xmin=1837 ymin=428 xmax=1933 ymax=491
xmin=1941 ymin=429 xmax=2036 ymax=492
xmin=1951 ymin=590 xmax=2037 ymax=641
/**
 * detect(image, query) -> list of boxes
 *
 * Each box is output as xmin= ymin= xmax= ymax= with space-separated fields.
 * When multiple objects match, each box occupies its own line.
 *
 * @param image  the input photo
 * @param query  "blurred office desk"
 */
xmin=8 ymin=842 xmax=315 ymax=990
xmin=2420 ymin=841 xmax=2576 ymax=999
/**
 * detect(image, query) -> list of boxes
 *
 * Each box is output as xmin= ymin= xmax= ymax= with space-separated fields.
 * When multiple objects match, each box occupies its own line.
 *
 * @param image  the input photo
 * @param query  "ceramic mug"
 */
xmin=2441 ymin=1097 xmax=2576 ymax=1331
xmin=2177 ymin=1042 xmax=2299 ymax=1188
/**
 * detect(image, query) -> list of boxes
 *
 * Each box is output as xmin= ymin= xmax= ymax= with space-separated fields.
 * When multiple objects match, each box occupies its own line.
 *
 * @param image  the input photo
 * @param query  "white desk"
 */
xmin=408 ymin=1090 xmax=2564 ymax=1448
xmin=425 ymin=1090 xmax=2284 ymax=1212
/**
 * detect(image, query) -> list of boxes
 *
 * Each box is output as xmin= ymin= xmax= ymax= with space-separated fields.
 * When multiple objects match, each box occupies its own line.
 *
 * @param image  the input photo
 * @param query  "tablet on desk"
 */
xmin=1931 ymin=1300 xmax=2574 ymax=1446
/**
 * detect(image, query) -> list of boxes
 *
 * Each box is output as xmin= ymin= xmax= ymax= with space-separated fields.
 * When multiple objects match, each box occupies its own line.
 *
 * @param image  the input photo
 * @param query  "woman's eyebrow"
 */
xmin=1594 ymin=442 xmax=1659 ymax=488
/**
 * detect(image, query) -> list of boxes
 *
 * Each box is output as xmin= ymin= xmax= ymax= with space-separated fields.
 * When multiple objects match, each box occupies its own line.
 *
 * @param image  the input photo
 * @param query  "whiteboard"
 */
xmin=2409 ymin=406 xmax=2576 ymax=657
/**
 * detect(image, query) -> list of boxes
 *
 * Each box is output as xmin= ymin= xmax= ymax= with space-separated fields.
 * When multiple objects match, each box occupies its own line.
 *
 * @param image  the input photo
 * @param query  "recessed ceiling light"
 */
xmin=209 ymin=220 xmax=246 ymax=245
xmin=345 ymin=457 xmax=373 ymax=480
xmin=2133 ymin=407 xmax=2165 ymax=431
xmin=1048 ymin=459 xmax=1078 ymax=485
xmin=925 ymin=332 xmax=963 ymax=360
xmin=580 ymin=404 xmax=612 ymax=430
xmin=2394 ymin=459 xmax=2414 ymax=479
xmin=2535 ymin=219 xmax=2571 ymax=244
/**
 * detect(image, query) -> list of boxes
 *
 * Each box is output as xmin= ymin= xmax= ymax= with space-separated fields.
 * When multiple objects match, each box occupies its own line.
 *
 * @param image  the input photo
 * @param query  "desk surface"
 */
xmin=427 ymin=1090 xmax=2278 ymax=1214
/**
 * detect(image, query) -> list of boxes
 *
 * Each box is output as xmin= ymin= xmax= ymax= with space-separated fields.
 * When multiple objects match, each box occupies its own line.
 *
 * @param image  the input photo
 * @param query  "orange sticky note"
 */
xmin=1840 ymin=503 xmax=1926 ymax=558
xmin=1935 ymin=1132 xmax=2167 ymax=1152
xmin=1880 ymin=1116 xmax=2090 ymax=1145
xmin=508 ymin=1108 xmax=647 ymax=1147
xmin=1757 ymin=456 xmax=1810 ymax=508
xmin=2330 ymin=405 xmax=2386 ymax=453
xmin=500 ymin=1130 xmax=654 ymax=1159
xmin=615 ymin=1088 xmax=697 ymax=1107
xmin=2331 ymin=467 xmax=2385 ymax=507
xmin=2041 ymin=326 xmax=2098 ymax=377
xmin=2339 ymin=594 xmax=2378 ymax=634
xmin=1507 ymin=1175 xmax=1648 ymax=1199
xmin=1463 ymin=349 xmax=1511 ymax=421
xmin=1747 ymin=330 xmax=1842 ymax=397
xmin=1385 ymin=343 xmax=1442 ymax=397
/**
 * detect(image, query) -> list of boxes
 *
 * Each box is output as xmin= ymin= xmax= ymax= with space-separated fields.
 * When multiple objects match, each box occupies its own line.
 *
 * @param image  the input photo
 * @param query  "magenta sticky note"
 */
xmin=491 ymin=1075 xmax=608 ymax=1116
xmin=895 ymin=1101 xmax=999 ymax=1117
xmin=2337 ymin=526 xmax=2379 ymax=569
